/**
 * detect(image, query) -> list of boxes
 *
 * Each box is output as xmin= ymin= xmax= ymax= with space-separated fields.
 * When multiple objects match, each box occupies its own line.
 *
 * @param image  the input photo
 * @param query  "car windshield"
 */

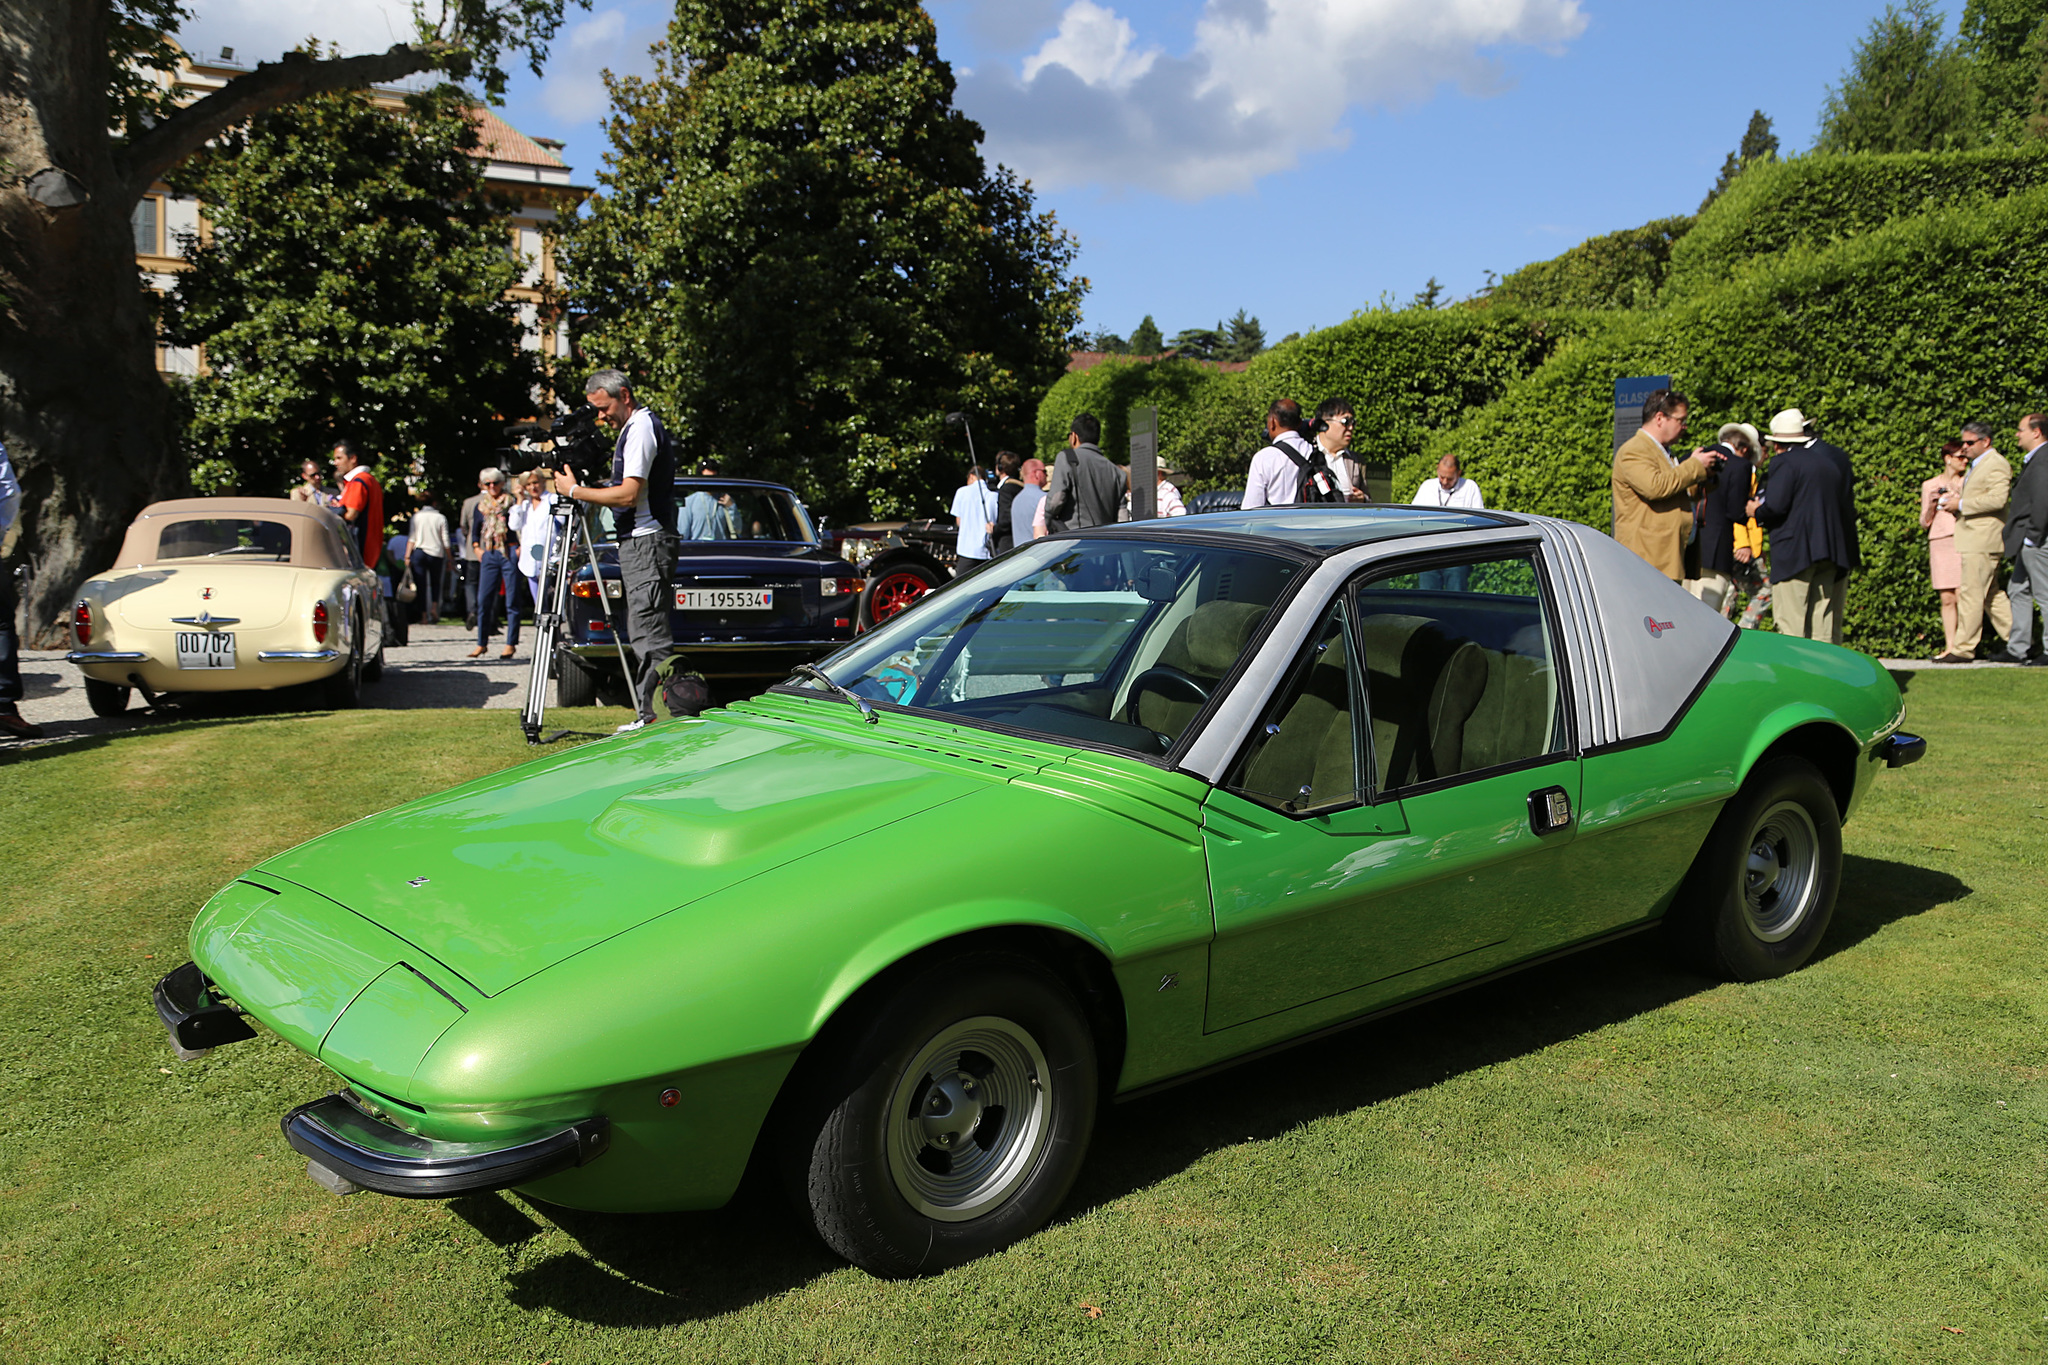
xmin=676 ymin=485 xmax=815 ymax=543
xmin=809 ymin=538 xmax=1305 ymax=758
xmin=154 ymin=518 xmax=294 ymax=561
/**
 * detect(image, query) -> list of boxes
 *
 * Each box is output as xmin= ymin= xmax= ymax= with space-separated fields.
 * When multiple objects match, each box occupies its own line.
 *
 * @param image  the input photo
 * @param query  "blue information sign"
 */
xmin=1613 ymin=375 xmax=1672 ymax=452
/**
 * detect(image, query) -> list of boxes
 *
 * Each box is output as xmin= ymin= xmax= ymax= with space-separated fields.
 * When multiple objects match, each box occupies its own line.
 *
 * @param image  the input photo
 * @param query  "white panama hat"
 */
xmin=1765 ymin=408 xmax=1813 ymax=443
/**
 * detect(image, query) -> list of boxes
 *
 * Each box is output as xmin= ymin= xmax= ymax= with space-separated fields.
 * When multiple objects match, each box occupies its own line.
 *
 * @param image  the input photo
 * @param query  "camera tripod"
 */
xmin=520 ymin=496 xmax=640 ymax=745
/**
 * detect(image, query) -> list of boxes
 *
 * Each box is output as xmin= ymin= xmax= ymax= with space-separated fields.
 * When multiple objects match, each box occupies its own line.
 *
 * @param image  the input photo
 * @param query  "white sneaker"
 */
xmin=615 ymin=719 xmax=648 ymax=733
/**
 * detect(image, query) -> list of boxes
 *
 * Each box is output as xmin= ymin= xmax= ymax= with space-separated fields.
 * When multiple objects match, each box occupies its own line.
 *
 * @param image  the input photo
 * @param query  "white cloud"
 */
xmin=537 ymin=9 xmax=661 ymax=124
xmin=1021 ymin=0 xmax=1157 ymax=90
xmin=959 ymin=0 xmax=1588 ymax=199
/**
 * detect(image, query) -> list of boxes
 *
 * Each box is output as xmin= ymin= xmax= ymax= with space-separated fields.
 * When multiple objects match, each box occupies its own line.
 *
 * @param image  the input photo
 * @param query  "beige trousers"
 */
xmin=1689 ymin=571 xmax=1735 ymax=615
xmin=1953 ymin=549 xmax=2011 ymax=655
xmin=1774 ymin=561 xmax=1846 ymax=645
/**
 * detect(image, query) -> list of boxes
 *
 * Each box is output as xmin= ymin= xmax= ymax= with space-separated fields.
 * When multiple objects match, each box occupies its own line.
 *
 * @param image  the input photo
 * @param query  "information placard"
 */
xmin=1613 ymin=375 xmax=1672 ymax=452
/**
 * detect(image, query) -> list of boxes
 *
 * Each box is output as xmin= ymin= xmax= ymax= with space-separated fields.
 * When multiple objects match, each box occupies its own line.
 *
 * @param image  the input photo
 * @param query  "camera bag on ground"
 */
xmin=1278 ymin=436 xmax=1343 ymax=504
xmin=655 ymin=655 xmax=712 ymax=718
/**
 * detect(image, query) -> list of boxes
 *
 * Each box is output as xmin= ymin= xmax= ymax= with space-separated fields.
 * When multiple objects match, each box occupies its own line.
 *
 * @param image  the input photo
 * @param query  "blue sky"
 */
xmin=181 ymin=0 xmax=1906 ymax=342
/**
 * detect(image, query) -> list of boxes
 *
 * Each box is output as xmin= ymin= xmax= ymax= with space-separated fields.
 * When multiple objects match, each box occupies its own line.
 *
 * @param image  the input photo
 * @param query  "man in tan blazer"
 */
xmin=1612 ymin=388 xmax=1722 ymax=580
xmin=1939 ymin=420 xmax=2012 ymax=662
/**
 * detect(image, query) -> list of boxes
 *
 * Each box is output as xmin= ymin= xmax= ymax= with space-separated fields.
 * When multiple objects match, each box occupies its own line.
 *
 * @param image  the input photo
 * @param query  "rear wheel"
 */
xmin=1666 ymin=755 xmax=1842 ymax=980
xmin=84 ymin=677 xmax=131 ymax=717
xmin=322 ymin=621 xmax=364 ymax=710
xmin=785 ymin=952 xmax=1097 ymax=1277
xmin=555 ymin=657 xmax=600 ymax=707
xmin=858 ymin=562 xmax=941 ymax=630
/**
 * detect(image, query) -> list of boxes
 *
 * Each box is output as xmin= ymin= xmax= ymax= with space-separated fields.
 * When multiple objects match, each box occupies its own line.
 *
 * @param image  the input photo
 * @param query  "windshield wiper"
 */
xmin=788 ymin=663 xmax=877 ymax=725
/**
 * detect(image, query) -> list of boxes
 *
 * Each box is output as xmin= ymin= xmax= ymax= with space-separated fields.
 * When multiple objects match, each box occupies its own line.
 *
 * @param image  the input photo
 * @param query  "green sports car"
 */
xmin=155 ymin=505 xmax=1924 ymax=1276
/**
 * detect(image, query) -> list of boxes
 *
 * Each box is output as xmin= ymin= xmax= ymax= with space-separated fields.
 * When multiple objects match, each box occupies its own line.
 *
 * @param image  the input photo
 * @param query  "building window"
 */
xmin=132 ymin=196 xmax=162 ymax=255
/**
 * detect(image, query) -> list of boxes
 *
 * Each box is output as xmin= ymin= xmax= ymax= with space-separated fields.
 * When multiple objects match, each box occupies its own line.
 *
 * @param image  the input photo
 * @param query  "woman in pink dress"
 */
xmin=1920 ymin=439 xmax=1968 ymax=658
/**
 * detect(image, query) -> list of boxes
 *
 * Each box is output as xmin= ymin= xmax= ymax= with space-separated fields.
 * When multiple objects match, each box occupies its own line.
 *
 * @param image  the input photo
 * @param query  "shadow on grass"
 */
xmin=0 ymin=709 xmax=297 ymax=766
xmin=491 ymin=852 xmax=1963 ymax=1325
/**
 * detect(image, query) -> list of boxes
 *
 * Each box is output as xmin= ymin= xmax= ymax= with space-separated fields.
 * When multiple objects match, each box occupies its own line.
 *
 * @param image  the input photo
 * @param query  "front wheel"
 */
xmin=84 ymin=677 xmax=131 ymax=717
xmin=786 ymin=952 xmax=1098 ymax=1277
xmin=1666 ymin=755 xmax=1842 ymax=981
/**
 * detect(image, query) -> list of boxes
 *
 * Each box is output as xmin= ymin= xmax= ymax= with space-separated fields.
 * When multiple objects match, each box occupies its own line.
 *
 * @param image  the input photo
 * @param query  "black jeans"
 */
xmin=618 ymin=532 xmax=678 ymax=721
xmin=0 ymin=557 xmax=21 ymax=705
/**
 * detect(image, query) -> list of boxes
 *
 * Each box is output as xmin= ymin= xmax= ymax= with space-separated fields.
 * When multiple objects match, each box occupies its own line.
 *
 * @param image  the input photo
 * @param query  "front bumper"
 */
xmin=281 ymin=1093 xmax=611 ymax=1198
xmin=1880 ymin=731 xmax=1927 ymax=768
xmin=153 ymin=961 xmax=258 ymax=1060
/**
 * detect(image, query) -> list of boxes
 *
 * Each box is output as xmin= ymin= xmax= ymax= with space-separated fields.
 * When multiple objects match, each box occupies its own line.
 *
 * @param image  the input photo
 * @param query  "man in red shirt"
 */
xmin=330 ymin=439 xmax=384 ymax=564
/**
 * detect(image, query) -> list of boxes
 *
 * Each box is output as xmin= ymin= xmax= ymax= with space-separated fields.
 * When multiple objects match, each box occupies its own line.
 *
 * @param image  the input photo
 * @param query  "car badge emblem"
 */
xmin=201 ymin=587 xmax=213 ymax=600
xmin=1644 ymin=615 xmax=1674 ymax=638
xmin=407 ymin=877 xmax=430 ymax=887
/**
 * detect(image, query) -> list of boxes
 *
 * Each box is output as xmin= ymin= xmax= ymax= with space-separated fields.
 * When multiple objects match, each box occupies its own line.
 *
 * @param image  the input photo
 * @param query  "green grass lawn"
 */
xmin=2 ymin=675 xmax=2043 ymax=1364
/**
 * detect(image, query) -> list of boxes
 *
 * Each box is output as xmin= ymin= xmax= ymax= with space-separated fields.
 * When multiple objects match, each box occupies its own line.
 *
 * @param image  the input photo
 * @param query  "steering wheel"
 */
xmin=1123 ymin=665 xmax=1211 ymax=729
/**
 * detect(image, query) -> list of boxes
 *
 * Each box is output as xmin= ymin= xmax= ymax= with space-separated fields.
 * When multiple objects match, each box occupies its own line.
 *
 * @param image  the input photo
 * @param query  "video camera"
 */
xmin=506 ymin=406 xmax=611 ymax=485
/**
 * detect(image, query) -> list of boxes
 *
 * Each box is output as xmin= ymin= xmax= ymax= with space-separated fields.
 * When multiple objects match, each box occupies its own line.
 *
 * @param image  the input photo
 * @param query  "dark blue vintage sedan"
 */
xmin=556 ymin=478 xmax=865 ymax=702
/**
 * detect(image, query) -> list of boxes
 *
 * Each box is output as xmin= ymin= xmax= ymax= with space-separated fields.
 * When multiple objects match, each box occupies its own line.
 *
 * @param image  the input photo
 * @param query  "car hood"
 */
xmin=255 ymin=713 xmax=993 ymax=996
xmin=102 ymin=562 xmax=302 ymax=629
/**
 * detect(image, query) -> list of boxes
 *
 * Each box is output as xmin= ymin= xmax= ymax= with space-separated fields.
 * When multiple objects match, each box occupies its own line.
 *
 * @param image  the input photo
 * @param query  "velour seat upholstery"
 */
xmin=1238 ymin=614 xmax=1356 ymax=809
xmin=1360 ymin=612 xmax=1554 ymax=789
xmin=1132 ymin=599 xmax=1269 ymax=738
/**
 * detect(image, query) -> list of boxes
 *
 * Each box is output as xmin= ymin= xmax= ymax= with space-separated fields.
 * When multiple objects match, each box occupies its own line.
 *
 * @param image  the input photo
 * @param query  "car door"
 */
xmin=1201 ymin=547 xmax=1581 ymax=1032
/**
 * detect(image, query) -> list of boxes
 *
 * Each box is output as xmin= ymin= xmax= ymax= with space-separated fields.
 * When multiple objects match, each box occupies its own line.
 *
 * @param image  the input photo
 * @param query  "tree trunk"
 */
xmin=1 ymin=0 xmax=184 ymax=646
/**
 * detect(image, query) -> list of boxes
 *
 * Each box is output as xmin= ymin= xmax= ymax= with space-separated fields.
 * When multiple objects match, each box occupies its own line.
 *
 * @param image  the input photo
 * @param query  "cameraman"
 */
xmin=553 ymin=369 xmax=679 ymax=732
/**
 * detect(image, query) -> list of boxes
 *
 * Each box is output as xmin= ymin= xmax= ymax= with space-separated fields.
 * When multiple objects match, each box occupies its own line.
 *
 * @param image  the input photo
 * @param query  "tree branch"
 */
xmin=115 ymin=44 xmax=456 ymax=207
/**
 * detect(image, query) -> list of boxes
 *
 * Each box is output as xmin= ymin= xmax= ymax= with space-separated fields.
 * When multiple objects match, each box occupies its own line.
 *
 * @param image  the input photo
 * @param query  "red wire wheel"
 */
xmin=862 ymin=565 xmax=940 ymax=629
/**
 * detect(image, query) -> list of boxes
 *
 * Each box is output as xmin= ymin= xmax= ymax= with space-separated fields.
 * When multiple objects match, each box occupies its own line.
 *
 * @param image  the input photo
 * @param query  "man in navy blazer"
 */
xmin=2001 ymin=412 xmax=2048 ymax=665
xmin=1748 ymin=408 xmax=1860 ymax=645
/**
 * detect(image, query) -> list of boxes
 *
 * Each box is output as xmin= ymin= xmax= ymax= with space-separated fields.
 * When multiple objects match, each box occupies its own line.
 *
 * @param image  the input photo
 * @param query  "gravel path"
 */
xmin=0 ymin=619 xmax=2021 ymax=755
xmin=7 ymin=621 xmax=599 ymax=750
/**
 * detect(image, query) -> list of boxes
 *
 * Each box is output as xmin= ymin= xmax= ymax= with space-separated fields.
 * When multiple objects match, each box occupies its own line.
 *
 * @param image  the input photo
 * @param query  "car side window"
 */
xmin=1352 ymin=553 xmax=1566 ymax=793
xmin=1226 ymin=601 xmax=1361 ymax=814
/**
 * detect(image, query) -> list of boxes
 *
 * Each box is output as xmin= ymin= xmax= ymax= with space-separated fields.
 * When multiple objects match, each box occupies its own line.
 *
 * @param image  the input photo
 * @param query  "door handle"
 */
xmin=1527 ymin=786 xmax=1572 ymax=835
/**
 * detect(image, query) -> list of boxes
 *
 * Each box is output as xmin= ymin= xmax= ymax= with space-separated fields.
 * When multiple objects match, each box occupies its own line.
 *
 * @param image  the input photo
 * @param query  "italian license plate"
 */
xmin=176 ymin=631 xmax=236 ymax=669
xmin=676 ymin=588 xmax=773 ymax=610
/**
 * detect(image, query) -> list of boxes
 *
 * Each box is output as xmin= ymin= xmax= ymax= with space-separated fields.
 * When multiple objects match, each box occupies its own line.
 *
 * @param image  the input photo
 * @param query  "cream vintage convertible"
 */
xmin=66 ymin=497 xmax=387 ymax=714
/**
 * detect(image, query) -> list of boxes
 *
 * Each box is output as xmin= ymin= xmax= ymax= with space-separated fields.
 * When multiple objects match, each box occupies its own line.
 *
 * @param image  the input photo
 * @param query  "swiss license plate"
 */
xmin=676 ymin=588 xmax=773 ymax=611
xmin=175 ymin=631 xmax=236 ymax=669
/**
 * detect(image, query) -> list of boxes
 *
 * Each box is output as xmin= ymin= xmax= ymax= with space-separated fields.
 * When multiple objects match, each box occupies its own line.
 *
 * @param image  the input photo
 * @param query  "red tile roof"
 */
xmin=469 ymin=108 xmax=568 ymax=169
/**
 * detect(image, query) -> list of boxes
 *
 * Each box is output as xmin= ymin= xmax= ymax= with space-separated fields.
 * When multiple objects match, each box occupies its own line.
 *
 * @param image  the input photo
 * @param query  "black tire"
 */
xmin=322 ymin=621 xmax=364 ymax=710
xmin=1666 ymin=755 xmax=1843 ymax=981
xmin=364 ymin=617 xmax=387 ymax=681
xmin=785 ymin=952 xmax=1098 ymax=1278
xmin=858 ymin=560 xmax=943 ymax=630
xmin=555 ymin=657 xmax=600 ymax=707
xmin=84 ymin=677 xmax=131 ymax=717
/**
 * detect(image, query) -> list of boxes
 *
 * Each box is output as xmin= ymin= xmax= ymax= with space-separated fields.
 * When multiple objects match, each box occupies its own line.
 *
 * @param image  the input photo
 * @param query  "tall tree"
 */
xmin=1168 ymin=324 xmax=1223 ymax=361
xmin=0 ymin=0 xmax=577 ymax=645
xmin=1699 ymin=110 xmax=1780 ymax=210
xmin=1815 ymin=0 xmax=1979 ymax=154
xmin=560 ymin=0 xmax=1084 ymax=520
xmin=1220 ymin=308 xmax=1266 ymax=362
xmin=165 ymin=86 xmax=539 ymax=499
xmin=1959 ymin=0 xmax=2048 ymax=139
xmin=1129 ymin=314 xmax=1164 ymax=355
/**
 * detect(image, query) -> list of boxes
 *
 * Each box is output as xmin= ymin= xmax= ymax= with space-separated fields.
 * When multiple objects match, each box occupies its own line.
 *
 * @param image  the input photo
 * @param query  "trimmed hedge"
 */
xmin=1662 ymin=144 xmax=2048 ymax=299
xmin=1031 ymin=357 xmax=1234 ymax=470
xmin=1421 ymin=182 xmax=2048 ymax=657
xmin=1035 ymin=309 xmax=1608 ymax=499
xmin=1484 ymin=216 xmax=1694 ymax=311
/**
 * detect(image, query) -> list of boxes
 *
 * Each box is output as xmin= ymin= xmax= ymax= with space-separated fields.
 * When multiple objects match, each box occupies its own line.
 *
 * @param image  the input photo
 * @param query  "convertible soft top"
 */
xmin=115 ymin=497 xmax=356 ymax=570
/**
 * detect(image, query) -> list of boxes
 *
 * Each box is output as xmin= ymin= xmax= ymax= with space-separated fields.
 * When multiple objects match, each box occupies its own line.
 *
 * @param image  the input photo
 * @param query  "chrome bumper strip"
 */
xmin=256 ymin=649 xmax=342 ymax=662
xmin=65 ymin=650 xmax=147 ymax=662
